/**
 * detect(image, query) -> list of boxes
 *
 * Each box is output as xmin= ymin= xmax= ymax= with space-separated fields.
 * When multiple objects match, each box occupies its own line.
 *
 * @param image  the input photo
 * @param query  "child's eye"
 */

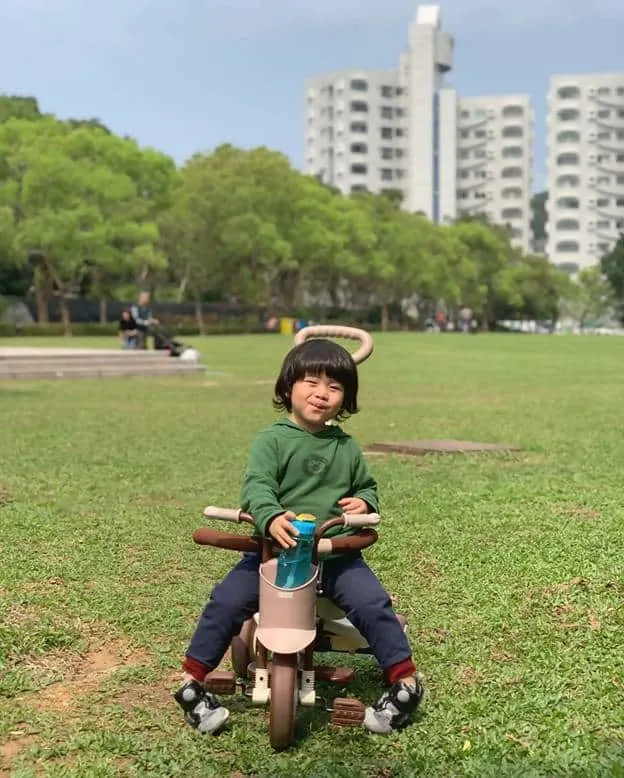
xmin=329 ymin=385 xmax=343 ymax=392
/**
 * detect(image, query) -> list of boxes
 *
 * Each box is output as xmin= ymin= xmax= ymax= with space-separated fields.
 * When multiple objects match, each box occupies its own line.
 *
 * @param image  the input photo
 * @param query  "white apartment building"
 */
xmin=546 ymin=73 xmax=624 ymax=272
xmin=304 ymin=5 xmax=534 ymax=252
xmin=457 ymin=96 xmax=534 ymax=253
xmin=304 ymin=5 xmax=458 ymax=224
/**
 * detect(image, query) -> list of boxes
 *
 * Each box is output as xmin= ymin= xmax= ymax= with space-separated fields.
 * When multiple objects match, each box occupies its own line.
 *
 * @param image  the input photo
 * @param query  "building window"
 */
xmin=502 ymin=146 xmax=523 ymax=158
xmin=394 ymin=149 xmax=405 ymax=158
xmin=557 ymin=174 xmax=580 ymax=187
xmin=557 ymin=196 xmax=580 ymax=209
xmin=460 ymin=110 xmax=470 ymax=118
xmin=502 ymin=105 xmax=524 ymax=118
xmin=350 ymin=122 xmax=367 ymax=133
xmin=597 ymin=198 xmax=609 ymax=207
xmin=598 ymin=109 xmax=610 ymax=119
xmin=557 ymin=109 xmax=580 ymax=121
xmin=350 ymin=143 xmax=367 ymax=154
xmin=556 ymin=240 xmax=580 ymax=252
xmin=380 ymin=86 xmax=393 ymax=98
xmin=557 ymin=86 xmax=581 ymax=99
xmin=381 ymin=169 xmax=393 ymax=181
xmin=381 ymin=127 xmax=393 ymax=139
xmin=395 ymin=128 xmax=405 ymax=137
xmin=502 ymin=187 xmax=522 ymax=199
xmin=502 ymin=208 xmax=523 ymax=220
xmin=596 ymin=220 xmax=610 ymax=230
xmin=350 ymin=79 xmax=368 ymax=91
xmin=381 ymin=148 xmax=393 ymax=160
xmin=502 ymin=126 xmax=524 ymax=138
xmin=460 ymin=130 xmax=470 ymax=139
xmin=351 ymin=164 xmax=368 ymax=174
xmin=380 ymin=106 xmax=393 ymax=119
xmin=557 ymin=130 xmax=580 ymax=143
xmin=502 ymin=167 xmax=523 ymax=178
xmin=475 ymin=129 xmax=486 ymax=139
xmin=556 ymin=219 xmax=580 ymax=231
xmin=351 ymin=184 xmax=368 ymax=193
xmin=557 ymin=153 xmax=580 ymax=165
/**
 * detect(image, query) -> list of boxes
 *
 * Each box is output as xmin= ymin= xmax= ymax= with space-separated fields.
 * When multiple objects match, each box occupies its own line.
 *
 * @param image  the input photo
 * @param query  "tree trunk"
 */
xmin=99 ymin=297 xmax=107 ymax=324
xmin=380 ymin=301 xmax=390 ymax=332
xmin=34 ymin=265 xmax=49 ymax=325
xmin=177 ymin=263 xmax=190 ymax=302
xmin=194 ymin=297 xmax=205 ymax=335
xmin=59 ymin=296 xmax=72 ymax=336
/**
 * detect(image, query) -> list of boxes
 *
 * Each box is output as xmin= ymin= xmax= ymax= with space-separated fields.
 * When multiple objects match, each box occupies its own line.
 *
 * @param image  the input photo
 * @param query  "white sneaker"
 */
xmin=174 ymin=680 xmax=230 ymax=735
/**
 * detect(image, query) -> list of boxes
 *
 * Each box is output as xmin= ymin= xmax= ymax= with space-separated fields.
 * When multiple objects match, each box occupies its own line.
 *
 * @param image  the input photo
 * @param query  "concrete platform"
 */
xmin=366 ymin=440 xmax=522 ymax=456
xmin=0 ymin=347 xmax=206 ymax=380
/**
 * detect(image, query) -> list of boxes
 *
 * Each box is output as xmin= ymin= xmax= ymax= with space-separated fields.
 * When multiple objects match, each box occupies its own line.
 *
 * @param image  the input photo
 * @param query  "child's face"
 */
xmin=289 ymin=372 xmax=344 ymax=432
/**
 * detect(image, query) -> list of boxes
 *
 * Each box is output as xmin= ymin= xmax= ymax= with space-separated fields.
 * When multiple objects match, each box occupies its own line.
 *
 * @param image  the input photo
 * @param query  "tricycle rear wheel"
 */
xmin=231 ymin=618 xmax=255 ymax=678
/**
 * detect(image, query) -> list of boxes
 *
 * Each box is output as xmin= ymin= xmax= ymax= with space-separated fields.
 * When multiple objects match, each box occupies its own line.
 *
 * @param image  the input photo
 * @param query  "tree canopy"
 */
xmin=0 ymin=93 xmax=615 ymax=332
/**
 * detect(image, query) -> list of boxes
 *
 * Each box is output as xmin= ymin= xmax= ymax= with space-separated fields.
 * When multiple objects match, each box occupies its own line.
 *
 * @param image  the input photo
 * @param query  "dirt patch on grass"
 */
xmin=0 ymin=733 xmax=38 ymax=775
xmin=113 ymin=669 xmax=180 ymax=713
xmin=551 ymin=502 xmax=600 ymax=521
xmin=528 ymin=576 xmax=589 ymax=599
xmin=0 ymin=484 xmax=13 ymax=507
xmin=456 ymin=666 xmax=480 ymax=687
xmin=18 ymin=638 xmax=151 ymax=713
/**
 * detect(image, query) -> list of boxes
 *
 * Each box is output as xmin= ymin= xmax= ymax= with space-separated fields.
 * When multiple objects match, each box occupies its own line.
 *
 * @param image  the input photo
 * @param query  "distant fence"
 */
xmin=27 ymin=299 xmax=268 ymax=324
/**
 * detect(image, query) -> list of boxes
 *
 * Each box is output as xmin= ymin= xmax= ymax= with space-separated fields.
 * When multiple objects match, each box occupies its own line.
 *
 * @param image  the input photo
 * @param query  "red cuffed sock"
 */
xmin=182 ymin=656 xmax=212 ymax=682
xmin=385 ymin=658 xmax=417 ymax=685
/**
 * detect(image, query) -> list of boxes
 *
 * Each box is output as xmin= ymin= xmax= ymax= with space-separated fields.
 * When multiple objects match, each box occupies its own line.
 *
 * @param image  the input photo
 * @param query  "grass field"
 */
xmin=1 ymin=333 xmax=623 ymax=777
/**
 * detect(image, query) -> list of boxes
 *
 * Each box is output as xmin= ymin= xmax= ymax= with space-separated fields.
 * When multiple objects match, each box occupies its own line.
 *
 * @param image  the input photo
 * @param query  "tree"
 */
xmin=0 ymin=95 xmax=41 ymax=124
xmin=600 ymin=234 xmax=624 ymax=323
xmin=448 ymin=220 xmax=521 ymax=329
xmin=530 ymin=191 xmax=548 ymax=253
xmin=0 ymin=117 xmax=175 ymax=333
xmin=560 ymin=266 xmax=615 ymax=328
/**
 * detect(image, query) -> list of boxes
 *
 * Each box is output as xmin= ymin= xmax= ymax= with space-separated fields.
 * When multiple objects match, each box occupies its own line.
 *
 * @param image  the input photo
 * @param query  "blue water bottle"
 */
xmin=274 ymin=514 xmax=316 ymax=589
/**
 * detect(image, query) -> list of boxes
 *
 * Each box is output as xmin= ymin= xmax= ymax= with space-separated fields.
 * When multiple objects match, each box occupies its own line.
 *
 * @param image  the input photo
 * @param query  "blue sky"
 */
xmin=0 ymin=0 xmax=622 ymax=191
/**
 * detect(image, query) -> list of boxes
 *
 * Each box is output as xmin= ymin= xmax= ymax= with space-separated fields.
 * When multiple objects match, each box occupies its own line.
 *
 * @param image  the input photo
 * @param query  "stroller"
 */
xmin=151 ymin=323 xmax=188 ymax=358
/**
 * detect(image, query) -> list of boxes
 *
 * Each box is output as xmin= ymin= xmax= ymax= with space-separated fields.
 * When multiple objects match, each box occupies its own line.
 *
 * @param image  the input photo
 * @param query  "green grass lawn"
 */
xmin=1 ymin=333 xmax=623 ymax=777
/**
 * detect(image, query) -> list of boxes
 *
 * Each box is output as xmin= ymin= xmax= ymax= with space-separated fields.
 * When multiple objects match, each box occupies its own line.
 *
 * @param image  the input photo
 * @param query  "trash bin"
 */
xmin=280 ymin=317 xmax=295 ymax=335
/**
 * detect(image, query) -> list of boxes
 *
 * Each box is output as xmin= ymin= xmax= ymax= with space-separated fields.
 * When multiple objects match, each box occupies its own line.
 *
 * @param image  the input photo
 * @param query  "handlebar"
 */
xmin=293 ymin=325 xmax=374 ymax=366
xmin=194 ymin=507 xmax=381 ymax=558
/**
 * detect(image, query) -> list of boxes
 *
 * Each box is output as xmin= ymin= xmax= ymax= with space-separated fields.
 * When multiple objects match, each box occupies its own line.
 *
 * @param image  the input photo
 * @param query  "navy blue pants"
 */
xmin=186 ymin=552 xmax=412 ymax=672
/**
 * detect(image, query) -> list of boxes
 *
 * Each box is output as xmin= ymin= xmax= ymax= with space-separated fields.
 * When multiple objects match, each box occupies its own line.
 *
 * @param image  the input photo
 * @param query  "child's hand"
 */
xmin=338 ymin=497 xmax=369 ymax=515
xmin=268 ymin=511 xmax=298 ymax=549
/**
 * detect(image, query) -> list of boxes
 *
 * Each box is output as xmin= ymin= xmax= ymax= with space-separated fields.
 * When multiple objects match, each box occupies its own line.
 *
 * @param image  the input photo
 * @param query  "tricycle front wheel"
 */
xmin=269 ymin=653 xmax=298 ymax=750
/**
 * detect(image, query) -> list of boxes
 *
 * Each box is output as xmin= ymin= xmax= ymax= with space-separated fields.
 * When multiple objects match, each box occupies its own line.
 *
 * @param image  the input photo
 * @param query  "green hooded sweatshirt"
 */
xmin=240 ymin=419 xmax=378 ymax=544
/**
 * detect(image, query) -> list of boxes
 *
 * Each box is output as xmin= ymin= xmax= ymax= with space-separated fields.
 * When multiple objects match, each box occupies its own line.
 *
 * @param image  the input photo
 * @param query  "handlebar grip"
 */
xmin=203 ymin=506 xmax=242 ymax=522
xmin=342 ymin=512 xmax=381 ymax=528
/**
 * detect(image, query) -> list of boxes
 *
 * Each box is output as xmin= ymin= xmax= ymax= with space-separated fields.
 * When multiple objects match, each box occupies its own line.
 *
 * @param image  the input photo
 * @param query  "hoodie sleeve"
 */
xmin=351 ymin=441 xmax=379 ymax=513
xmin=240 ymin=430 xmax=285 ymax=535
